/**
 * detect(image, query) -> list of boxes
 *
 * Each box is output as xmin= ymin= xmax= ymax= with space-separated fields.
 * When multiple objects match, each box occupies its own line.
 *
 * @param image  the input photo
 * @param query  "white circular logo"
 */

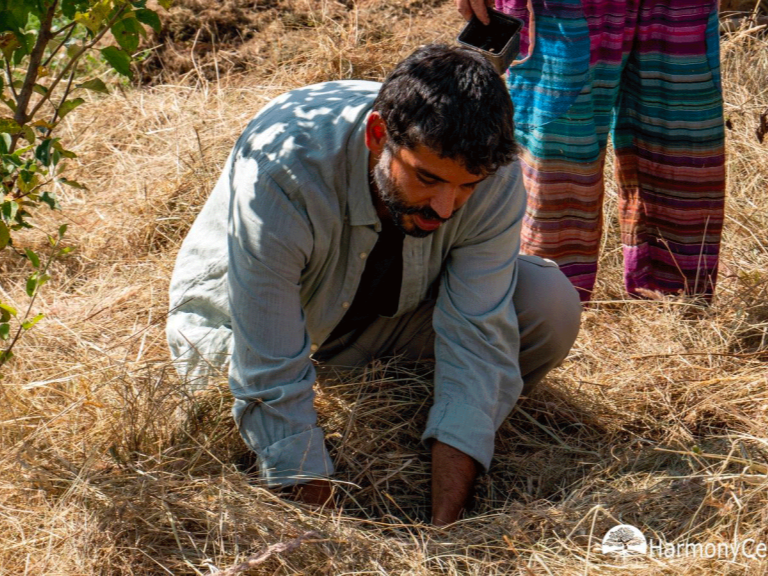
xmin=601 ymin=524 xmax=648 ymax=557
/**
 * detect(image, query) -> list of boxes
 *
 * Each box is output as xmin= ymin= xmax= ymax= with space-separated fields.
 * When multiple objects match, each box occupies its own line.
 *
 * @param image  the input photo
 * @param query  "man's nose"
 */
xmin=429 ymin=187 xmax=457 ymax=220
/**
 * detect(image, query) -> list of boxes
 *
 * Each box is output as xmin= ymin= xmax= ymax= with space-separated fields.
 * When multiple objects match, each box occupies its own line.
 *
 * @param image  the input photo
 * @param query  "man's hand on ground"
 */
xmin=456 ymin=0 xmax=494 ymax=25
xmin=431 ymin=440 xmax=479 ymax=526
xmin=282 ymin=479 xmax=335 ymax=507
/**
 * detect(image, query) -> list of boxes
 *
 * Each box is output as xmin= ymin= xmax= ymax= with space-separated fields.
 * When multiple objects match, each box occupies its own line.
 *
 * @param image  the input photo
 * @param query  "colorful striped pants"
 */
xmin=497 ymin=0 xmax=726 ymax=301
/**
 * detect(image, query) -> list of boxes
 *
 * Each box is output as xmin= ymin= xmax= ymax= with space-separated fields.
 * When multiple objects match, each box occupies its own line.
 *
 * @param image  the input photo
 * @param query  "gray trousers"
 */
xmin=314 ymin=254 xmax=582 ymax=400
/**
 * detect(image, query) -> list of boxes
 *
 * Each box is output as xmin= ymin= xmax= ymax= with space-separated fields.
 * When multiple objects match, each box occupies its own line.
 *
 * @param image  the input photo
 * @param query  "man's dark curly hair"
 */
xmin=372 ymin=44 xmax=517 ymax=175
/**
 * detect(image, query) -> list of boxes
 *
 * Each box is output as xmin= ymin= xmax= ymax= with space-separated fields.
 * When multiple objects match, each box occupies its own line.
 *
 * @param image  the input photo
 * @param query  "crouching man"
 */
xmin=167 ymin=44 xmax=581 ymax=526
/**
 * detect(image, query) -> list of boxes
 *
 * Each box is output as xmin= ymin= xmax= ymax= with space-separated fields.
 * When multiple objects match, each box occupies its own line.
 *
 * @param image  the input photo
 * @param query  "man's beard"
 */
xmin=372 ymin=146 xmax=453 ymax=238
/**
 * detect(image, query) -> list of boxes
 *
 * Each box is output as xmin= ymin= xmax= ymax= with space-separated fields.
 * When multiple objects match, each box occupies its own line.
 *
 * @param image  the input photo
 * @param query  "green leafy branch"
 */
xmin=0 ymin=225 xmax=71 ymax=369
xmin=0 ymin=0 xmax=169 ymax=372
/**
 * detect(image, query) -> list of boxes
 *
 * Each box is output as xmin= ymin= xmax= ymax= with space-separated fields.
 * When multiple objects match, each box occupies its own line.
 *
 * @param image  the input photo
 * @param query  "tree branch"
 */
xmin=42 ymin=23 xmax=77 ymax=69
xmin=27 ymin=4 xmax=129 ymax=124
xmin=4 ymin=58 xmax=18 ymax=99
xmin=214 ymin=531 xmax=321 ymax=575
xmin=12 ymin=0 xmax=59 ymax=137
xmin=0 ymin=233 xmax=62 ymax=370
xmin=45 ymin=67 xmax=77 ymax=138
xmin=50 ymin=20 xmax=77 ymax=38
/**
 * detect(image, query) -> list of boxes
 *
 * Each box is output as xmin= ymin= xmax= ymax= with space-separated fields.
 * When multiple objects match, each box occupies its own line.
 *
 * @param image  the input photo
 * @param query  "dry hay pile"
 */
xmin=1 ymin=1 xmax=767 ymax=574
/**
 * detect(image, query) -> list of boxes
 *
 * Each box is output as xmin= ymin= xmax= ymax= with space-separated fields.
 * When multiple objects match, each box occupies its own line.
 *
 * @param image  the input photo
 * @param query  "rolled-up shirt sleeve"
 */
xmin=227 ymin=157 xmax=333 ymax=487
xmin=422 ymin=170 xmax=526 ymax=472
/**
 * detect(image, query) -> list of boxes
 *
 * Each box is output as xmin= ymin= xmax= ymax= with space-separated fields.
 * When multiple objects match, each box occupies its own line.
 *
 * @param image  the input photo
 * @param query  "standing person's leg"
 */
xmin=516 ymin=101 xmax=607 ymax=302
xmin=612 ymin=0 xmax=726 ymax=298
xmin=499 ymin=0 xmax=634 ymax=301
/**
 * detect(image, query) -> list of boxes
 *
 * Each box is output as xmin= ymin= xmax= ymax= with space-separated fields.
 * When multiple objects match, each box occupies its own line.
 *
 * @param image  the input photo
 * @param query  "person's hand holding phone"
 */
xmin=456 ymin=0 xmax=494 ymax=25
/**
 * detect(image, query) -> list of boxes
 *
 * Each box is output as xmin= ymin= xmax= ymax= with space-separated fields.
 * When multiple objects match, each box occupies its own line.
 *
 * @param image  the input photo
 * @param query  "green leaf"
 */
xmin=25 ymin=273 xmax=38 ymax=297
xmin=1 ymin=201 xmax=19 ymax=222
xmin=13 ymin=46 xmax=26 ymax=65
xmin=51 ymin=140 xmax=77 ymax=159
xmin=0 ymin=132 xmax=11 ymax=154
xmin=22 ymin=313 xmax=44 ymax=330
xmin=0 ymin=307 xmax=9 ymax=323
xmin=31 ymin=119 xmax=55 ymax=130
xmin=4 ymin=152 xmax=22 ymax=167
xmin=58 ymin=223 xmax=68 ymax=237
xmin=111 ymin=15 xmax=143 ymax=54
xmin=157 ymin=0 xmax=172 ymax=10
xmin=24 ymin=247 xmax=40 ymax=268
xmin=21 ymin=125 xmax=35 ymax=144
xmin=0 ymin=221 xmax=9 ymax=250
xmin=19 ymin=164 xmax=38 ymax=183
xmin=40 ymin=191 xmax=60 ymax=210
xmin=135 ymin=9 xmax=161 ymax=33
xmin=0 ymin=95 xmax=17 ymax=113
xmin=58 ymin=97 xmax=85 ymax=119
xmin=0 ymin=33 xmax=20 ymax=60
xmin=35 ymin=139 xmax=53 ymax=165
xmin=32 ymin=83 xmax=48 ymax=96
xmin=66 ymin=43 xmax=81 ymax=60
xmin=0 ymin=350 xmax=14 ymax=363
xmin=0 ymin=303 xmax=18 ymax=318
xmin=0 ymin=323 xmax=9 ymax=340
xmin=25 ymin=12 xmax=42 ymax=34
xmin=59 ymin=246 xmax=73 ymax=256
xmin=0 ymin=118 xmax=21 ymax=134
xmin=100 ymin=46 xmax=132 ymax=78
xmin=75 ymin=0 xmax=113 ymax=35
xmin=14 ymin=143 xmax=34 ymax=156
xmin=20 ymin=32 xmax=35 ymax=56
xmin=57 ymin=177 xmax=87 ymax=190
xmin=76 ymin=78 xmax=109 ymax=94
xmin=61 ymin=0 xmax=90 ymax=20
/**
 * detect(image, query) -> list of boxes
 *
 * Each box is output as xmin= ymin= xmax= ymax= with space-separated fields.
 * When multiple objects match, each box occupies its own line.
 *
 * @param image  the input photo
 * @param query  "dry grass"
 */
xmin=1 ymin=1 xmax=767 ymax=574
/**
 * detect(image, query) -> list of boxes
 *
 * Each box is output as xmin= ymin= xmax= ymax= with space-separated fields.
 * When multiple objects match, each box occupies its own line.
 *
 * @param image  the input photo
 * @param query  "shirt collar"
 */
xmin=346 ymin=111 xmax=381 ymax=228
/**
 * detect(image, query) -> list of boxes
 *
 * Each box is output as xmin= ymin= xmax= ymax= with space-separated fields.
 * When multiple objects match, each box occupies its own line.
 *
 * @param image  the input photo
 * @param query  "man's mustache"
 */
xmin=398 ymin=204 xmax=451 ymax=223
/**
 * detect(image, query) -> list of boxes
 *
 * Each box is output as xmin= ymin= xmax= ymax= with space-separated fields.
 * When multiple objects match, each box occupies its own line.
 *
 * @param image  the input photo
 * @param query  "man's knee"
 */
xmin=514 ymin=255 xmax=581 ymax=392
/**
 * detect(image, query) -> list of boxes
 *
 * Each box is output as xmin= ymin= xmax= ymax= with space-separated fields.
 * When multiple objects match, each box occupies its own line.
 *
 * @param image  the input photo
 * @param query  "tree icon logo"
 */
xmin=601 ymin=524 xmax=648 ymax=556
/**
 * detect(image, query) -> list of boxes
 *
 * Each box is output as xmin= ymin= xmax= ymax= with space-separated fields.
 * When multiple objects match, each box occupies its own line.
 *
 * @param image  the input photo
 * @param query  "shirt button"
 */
xmin=310 ymin=344 xmax=318 ymax=352
xmin=359 ymin=252 xmax=367 ymax=259
xmin=341 ymin=301 xmax=350 ymax=309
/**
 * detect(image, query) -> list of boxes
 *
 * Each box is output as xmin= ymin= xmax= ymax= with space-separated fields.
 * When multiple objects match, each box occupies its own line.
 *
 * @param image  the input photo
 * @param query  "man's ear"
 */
xmin=365 ymin=111 xmax=387 ymax=153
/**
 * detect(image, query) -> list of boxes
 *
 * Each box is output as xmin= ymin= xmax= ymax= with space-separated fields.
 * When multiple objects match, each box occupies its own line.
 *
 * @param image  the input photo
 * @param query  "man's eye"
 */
xmin=418 ymin=175 xmax=437 ymax=185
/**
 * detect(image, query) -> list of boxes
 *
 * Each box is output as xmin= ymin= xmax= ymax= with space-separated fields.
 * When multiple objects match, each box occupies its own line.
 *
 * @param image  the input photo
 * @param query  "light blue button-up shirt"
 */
xmin=167 ymin=80 xmax=527 ymax=487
